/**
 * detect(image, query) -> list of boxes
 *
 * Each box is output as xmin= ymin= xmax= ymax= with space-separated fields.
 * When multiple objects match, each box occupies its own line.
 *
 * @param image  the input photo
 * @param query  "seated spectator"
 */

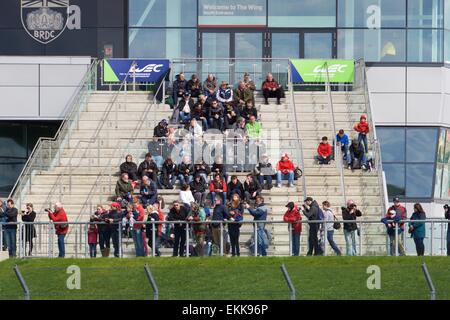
xmin=138 ymin=153 xmax=158 ymax=182
xmin=245 ymin=115 xmax=263 ymax=140
xmin=348 ymin=139 xmax=368 ymax=171
xmin=262 ymin=73 xmax=284 ymax=105
xmin=148 ymin=139 xmax=165 ymax=170
xmin=179 ymin=184 xmax=196 ymax=210
xmin=216 ymin=80 xmax=233 ymax=104
xmin=190 ymin=174 xmax=208 ymax=206
xmin=194 ymin=159 xmax=211 ymax=183
xmin=211 ymin=155 xmax=228 ymax=182
xmin=188 ymin=118 xmax=203 ymax=140
xmin=230 ymin=117 xmax=247 ymax=140
xmin=140 ymin=175 xmax=158 ymax=207
xmin=115 ymin=173 xmax=133 ymax=206
xmin=243 ymin=174 xmax=262 ymax=204
xmin=316 ymin=136 xmax=332 ymax=165
xmin=153 ymin=119 xmax=169 ymax=139
xmin=159 ymin=158 xmax=178 ymax=189
xmin=208 ymin=99 xmax=225 ymax=131
xmin=233 ymin=81 xmax=253 ymax=113
xmin=335 ymin=129 xmax=351 ymax=165
xmin=227 ymin=175 xmax=244 ymax=200
xmin=187 ymin=74 xmax=201 ymax=97
xmin=255 ymin=154 xmax=275 ymax=190
xmin=172 ymin=73 xmax=187 ymax=107
xmin=353 ymin=115 xmax=369 ymax=153
xmin=240 ymin=100 xmax=258 ymax=123
xmin=191 ymin=95 xmax=209 ymax=131
xmin=224 ymin=103 xmax=239 ymax=129
xmin=178 ymin=92 xmax=195 ymax=124
xmin=203 ymin=73 xmax=217 ymax=99
xmin=243 ymin=72 xmax=256 ymax=101
xmin=209 ymin=173 xmax=227 ymax=204
xmin=276 ymin=153 xmax=295 ymax=188
xmin=119 ymin=154 xmax=138 ymax=182
xmin=178 ymin=155 xmax=194 ymax=185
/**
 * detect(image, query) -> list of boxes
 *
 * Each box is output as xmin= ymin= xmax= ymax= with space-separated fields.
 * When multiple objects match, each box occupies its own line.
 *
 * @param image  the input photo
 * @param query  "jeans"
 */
xmin=307 ymin=224 xmax=322 ymax=256
xmin=327 ymin=230 xmax=341 ymax=256
xmin=198 ymin=118 xmax=209 ymax=131
xmin=89 ymin=243 xmax=97 ymax=258
xmin=256 ymin=227 xmax=267 ymax=256
xmin=140 ymin=194 xmax=158 ymax=206
xmin=131 ymin=229 xmax=145 ymax=257
xmin=389 ymin=233 xmax=405 ymax=256
xmin=148 ymin=234 xmax=161 ymax=256
xmin=173 ymin=225 xmax=186 ymax=257
xmin=291 ymin=230 xmax=300 ymax=256
xmin=179 ymin=111 xmax=191 ymax=123
xmin=276 ymin=171 xmax=294 ymax=185
xmin=344 ymin=229 xmax=357 ymax=256
xmin=57 ymin=234 xmax=66 ymax=258
xmin=210 ymin=191 xmax=227 ymax=204
xmin=209 ymin=117 xmax=224 ymax=131
xmin=316 ymin=155 xmax=332 ymax=165
xmin=178 ymin=174 xmax=193 ymax=185
xmin=159 ymin=174 xmax=177 ymax=189
xmin=5 ymin=229 xmax=17 ymax=257
xmin=413 ymin=237 xmax=425 ymax=256
xmin=358 ymin=133 xmax=369 ymax=153
xmin=152 ymin=155 xmax=164 ymax=170
xmin=258 ymin=175 xmax=273 ymax=187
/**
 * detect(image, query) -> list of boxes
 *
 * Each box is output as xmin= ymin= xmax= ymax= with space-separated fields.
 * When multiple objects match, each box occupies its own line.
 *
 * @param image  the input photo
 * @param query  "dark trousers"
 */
xmin=111 ymin=229 xmax=120 ymax=257
xmin=99 ymin=229 xmax=111 ymax=250
xmin=228 ymin=226 xmax=240 ymax=256
xmin=5 ymin=229 xmax=17 ymax=257
xmin=173 ymin=225 xmax=186 ymax=257
xmin=307 ymin=224 xmax=322 ymax=256
xmin=148 ymin=234 xmax=161 ymax=256
xmin=317 ymin=155 xmax=332 ymax=164
xmin=447 ymin=229 xmax=450 ymax=256
xmin=291 ymin=230 xmax=300 ymax=256
xmin=263 ymin=88 xmax=283 ymax=102
xmin=193 ymin=192 xmax=207 ymax=206
xmin=414 ymin=237 xmax=425 ymax=256
xmin=89 ymin=243 xmax=97 ymax=258
xmin=26 ymin=239 xmax=33 ymax=256
xmin=57 ymin=234 xmax=65 ymax=258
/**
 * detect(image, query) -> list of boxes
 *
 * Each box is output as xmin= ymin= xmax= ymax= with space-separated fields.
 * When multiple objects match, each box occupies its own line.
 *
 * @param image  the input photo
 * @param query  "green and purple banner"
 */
xmin=290 ymin=59 xmax=355 ymax=83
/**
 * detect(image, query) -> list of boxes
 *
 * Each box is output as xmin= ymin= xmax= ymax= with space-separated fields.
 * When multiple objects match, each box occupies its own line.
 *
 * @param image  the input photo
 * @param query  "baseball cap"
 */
xmin=285 ymin=202 xmax=295 ymax=210
xmin=393 ymin=197 xmax=400 ymax=202
xmin=111 ymin=202 xmax=120 ymax=208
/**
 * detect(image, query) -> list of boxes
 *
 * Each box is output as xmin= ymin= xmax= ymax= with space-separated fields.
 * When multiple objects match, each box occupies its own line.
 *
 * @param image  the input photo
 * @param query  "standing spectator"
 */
xmin=227 ymin=193 xmax=244 ymax=257
xmin=194 ymin=159 xmax=211 ymax=183
xmin=130 ymin=201 xmax=146 ymax=257
xmin=445 ymin=204 xmax=450 ymax=256
xmin=244 ymin=196 xmax=268 ymax=256
xmin=348 ymin=139 xmax=368 ymax=171
xmin=120 ymin=154 xmax=139 ymax=182
xmin=115 ymin=173 xmax=133 ymax=206
xmin=190 ymin=174 xmax=208 ymax=206
xmin=160 ymin=158 xmax=178 ymax=189
xmin=353 ymin=114 xmax=369 ymax=153
xmin=3 ymin=200 xmax=17 ymax=257
xmin=243 ymin=174 xmax=262 ymax=204
xmin=178 ymin=92 xmax=195 ymax=124
xmin=302 ymin=197 xmax=323 ymax=256
xmin=146 ymin=205 xmax=161 ymax=256
xmin=179 ymin=184 xmax=196 ymax=209
xmin=322 ymin=201 xmax=341 ymax=256
xmin=211 ymin=196 xmax=229 ymax=255
xmin=342 ymin=200 xmax=362 ymax=256
xmin=88 ymin=216 xmax=98 ymax=258
xmin=153 ymin=119 xmax=169 ymax=139
xmin=47 ymin=202 xmax=69 ymax=258
xmin=172 ymin=73 xmax=187 ymax=106
xmin=255 ymin=154 xmax=275 ymax=190
xmin=208 ymin=99 xmax=225 ymax=131
xmin=0 ymin=199 xmax=6 ymax=251
xmin=276 ymin=153 xmax=295 ymax=188
xmin=386 ymin=196 xmax=407 ymax=253
xmin=283 ymin=202 xmax=302 ymax=256
xmin=178 ymin=155 xmax=194 ymax=185
xmin=203 ymin=74 xmax=217 ymax=99
xmin=262 ymin=73 xmax=284 ymax=105
xmin=316 ymin=136 xmax=332 ymax=165
xmin=93 ymin=205 xmax=110 ymax=257
xmin=138 ymin=153 xmax=159 ymax=182
xmin=216 ymin=80 xmax=233 ymax=104
xmin=381 ymin=209 xmax=404 ymax=256
xmin=140 ymin=175 xmax=158 ymax=207
xmin=105 ymin=202 xmax=122 ymax=258
xmin=240 ymin=100 xmax=258 ymax=123
xmin=187 ymin=202 xmax=207 ymax=256
xmin=167 ymin=201 xmax=189 ymax=257
xmin=245 ymin=115 xmax=263 ymax=140
xmin=233 ymin=81 xmax=253 ymax=112
xmin=21 ymin=203 xmax=36 ymax=256
xmin=409 ymin=203 xmax=426 ymax=256
xmin=335 ymin=129 xmax=351 ymax=165
xmin=187 ymin=74 xmax=201 ymax=97
xmin=209 ymin=173 xmax=227 ymax=204
xmin=227 ymin=175 xmax=245 ymax=200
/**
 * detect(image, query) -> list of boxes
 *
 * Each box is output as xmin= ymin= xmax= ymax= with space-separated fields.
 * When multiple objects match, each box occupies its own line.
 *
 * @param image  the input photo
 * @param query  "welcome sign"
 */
xmin=198 ymin=0 xmax=266 ymax=27
xmin=290 ymin=59 xmax=355 ymax=83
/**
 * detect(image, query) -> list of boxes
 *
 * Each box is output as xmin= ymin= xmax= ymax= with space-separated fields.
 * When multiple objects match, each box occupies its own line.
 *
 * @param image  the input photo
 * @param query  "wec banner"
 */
xmin=290 ymin=59 xmax=354 ymax=83
xmin=103 ymin=59 xmax=170 ymax=83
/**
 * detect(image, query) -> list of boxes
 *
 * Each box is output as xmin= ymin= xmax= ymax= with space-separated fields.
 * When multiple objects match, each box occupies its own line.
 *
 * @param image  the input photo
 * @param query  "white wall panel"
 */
xmin=0 ymin=87 xmax=38 ymax=117
xmin=370 ymin=93 xmax=406 ymax=125
xmin=407 ymin=67 xmax=442 ymax=93
xmin=366 ymin=67 xmax=406 ymax=93
xmin=406 ymin=94 xmax=442 ymax=124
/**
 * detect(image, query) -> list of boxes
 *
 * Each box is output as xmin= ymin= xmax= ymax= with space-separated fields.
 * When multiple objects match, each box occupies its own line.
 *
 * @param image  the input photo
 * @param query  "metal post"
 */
xmin=0 ymin=226 xmax=3 ymax=252
xmin=118 ymin=223 xmax=123 ymax=258
xmin=359 ymin=221 xmax=363 ymax=256
xmin=323 ymin=222 xmax=327 ymax=256
xmin=48 ymin=223 xmax=53 ymax=258
xmin=13 ymin=265 xmax=30 ymax=300
xmin=395 ymin=223 xmax=399 ymax=256
xmin=441 ymin=222 xmax=444 ymax=256
xmin=186 ymin=222 xmax=190 ymax=258
xmin=421 ymin=263 xmax=436 ymax=300
xmin=288 ymin=223 xmax=292 ymax=256
xmin=75 ymin=229 xmax=78 ymax=258
xmin=84 ymin=223 xmax=88 ymax=258
xmin=220 ymin=222 xmax=224 ymax=256
xmin=280 ymin=264 xmax=296 ymax=300
xmin=144 ymin=264 xmax=159 ymax=300
xmin=254 ymin=222 xmax=258 ymax=257
xmin=430 ymin=221 xmax=434 ymax=256
xmin=152 ymin=222 xmax=156 ymax=257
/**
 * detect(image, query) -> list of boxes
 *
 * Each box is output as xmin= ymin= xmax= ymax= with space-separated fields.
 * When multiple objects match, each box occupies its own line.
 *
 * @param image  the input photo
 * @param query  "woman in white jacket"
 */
xmin=322 ymin=201 xmax=342 ymax=256
xmin=179 ymin=184 xmax=196 ymax=210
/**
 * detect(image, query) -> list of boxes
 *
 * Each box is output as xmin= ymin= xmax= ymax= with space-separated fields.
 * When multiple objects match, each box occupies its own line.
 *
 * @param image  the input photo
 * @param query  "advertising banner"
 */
xmin=198 ymin=0 xmax=266 ymax=27
xmin=103 ymin=59 xmax=170 ymax=83
xmin=290 ymin=59 xmax=355 ymax=83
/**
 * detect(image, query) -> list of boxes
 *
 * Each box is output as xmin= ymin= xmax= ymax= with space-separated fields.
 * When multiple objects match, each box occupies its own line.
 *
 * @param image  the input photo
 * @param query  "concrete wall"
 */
xmin=0 ymin=56 xmax=91 ymax=120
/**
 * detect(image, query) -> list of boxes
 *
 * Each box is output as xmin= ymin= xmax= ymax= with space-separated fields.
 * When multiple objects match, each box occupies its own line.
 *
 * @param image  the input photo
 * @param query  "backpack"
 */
xmin=352 ymin=158 xmax=361 ymax=170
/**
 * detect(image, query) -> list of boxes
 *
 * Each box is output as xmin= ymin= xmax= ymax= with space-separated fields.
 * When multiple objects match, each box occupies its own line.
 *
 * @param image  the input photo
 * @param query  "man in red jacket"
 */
xmin=283 ymin=202 xmax=302 ymax=256
xmin=354 ymin=115 xmax=369 ymax=153
xmin=316 ymin=136 xmax=332 ymax=165
xmin=47 ymin=202 xmax=69 ymax=258
xmin=131 ymin=200 xmax=146 ymax=257
xmin=276 ymin=153 xmax=295 ymax=188
xmin=261 ymin=73 xmax=284 ymax=105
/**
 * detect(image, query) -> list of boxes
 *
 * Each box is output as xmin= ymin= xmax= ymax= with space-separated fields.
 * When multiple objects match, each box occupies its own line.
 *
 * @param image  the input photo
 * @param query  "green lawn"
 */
xmin=0 ymin=257 xmax=449 ymax=300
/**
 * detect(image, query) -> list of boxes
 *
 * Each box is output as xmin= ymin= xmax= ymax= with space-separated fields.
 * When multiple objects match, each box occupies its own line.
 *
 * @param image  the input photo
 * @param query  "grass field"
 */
xmin=0 ymin=257 xmax=449 ymax=300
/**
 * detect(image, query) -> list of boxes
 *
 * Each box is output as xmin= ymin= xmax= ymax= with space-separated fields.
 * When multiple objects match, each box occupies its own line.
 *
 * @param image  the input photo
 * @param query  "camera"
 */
xmin=44 ymin=208 xmax=51 ymax=212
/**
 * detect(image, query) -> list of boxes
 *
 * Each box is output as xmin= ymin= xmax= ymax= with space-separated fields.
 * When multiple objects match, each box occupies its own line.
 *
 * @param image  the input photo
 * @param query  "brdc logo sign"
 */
xmin=21 ymin=0 xmax=81 ymax=44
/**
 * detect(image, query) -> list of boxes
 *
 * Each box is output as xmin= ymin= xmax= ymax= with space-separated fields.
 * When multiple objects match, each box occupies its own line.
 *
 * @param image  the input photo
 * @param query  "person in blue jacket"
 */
xmin=244 ymin=195 xmax=268 ymax=256
xmin=381 ymin=208 xmax=405 ymax=256
xmin=335 ymin=129 xmax=351 ymax=165
xmin=409 ymin=203 xmax=426 ymax=256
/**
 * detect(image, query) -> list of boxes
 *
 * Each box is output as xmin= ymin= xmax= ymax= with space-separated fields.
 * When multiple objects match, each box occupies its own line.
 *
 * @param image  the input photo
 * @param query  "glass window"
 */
xmin=442 ymin=165 xmax=449 ymax=198
xmin=338 ymin=0 xmax=406 ymax=28
xmin=406 ymin=164 xmax=435 ymax=197
xmin=202 ymin=33 xmax=231 ymax=83
xmin=446 ymin=0 xmax=450 ymax=29
xmin=129 ymin=0 xmax=197 ymax=27
xmin=199 ymin=0 xmax=266 ymax=26
xmin=407 ymin=29 xmax=443 ymax=62
xmin=445 ymin=30 xmax=450 ymax=62
xmin=406 ymin=128 xmax=438 ymax=163
xmin=384 ymin=164 xmax=405 ymax=197
xmin=0 ymin=123 xmax=27 ymax=159
xmin=304 ymin=33 xmax=333 ymax=59
xmin=0 ymin=160 xmax=26 ymax=197
xmin=269 ymin=0 xmax=336 ymax=27
xmin=235 ymin=33 xmax=263 ymax=86
xmin=338 ymin=29 xmax=406 ymax=62
xmin=434 ymin=163 xmax=443 ymax=198
xmin=445 ymin=129 xmax=450 ymax=164
xmin=408 ymin=0 xmax=444 ymax=28
xmin=377 ymin=127 xmax=406 ymax=162
xmin=272 ymin=33 xmax=300 ymax=59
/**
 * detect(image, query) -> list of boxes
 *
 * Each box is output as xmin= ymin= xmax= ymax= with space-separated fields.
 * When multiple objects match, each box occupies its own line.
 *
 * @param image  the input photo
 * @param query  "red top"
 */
xmin=262 ymin=79 xmax=280 ymax=90
xmin=277 ymin=156 xmax=295 ymax=173
xmin=283 ymin=205 xmax=302 ymax=234
xmin=209 ymin=179 xmax=228 ymax=192
xmin=133 ymin=204 xmax=146 ymax=230
xmin=317 ymin=142 xmax=332 ymax=158
xmin=48 ymin=208 xmax=69 ymax=235
xmin=88 ymin=224 xmax=98 ymax=244
xmin=354 ymin=121 xmax=369 ymax=134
